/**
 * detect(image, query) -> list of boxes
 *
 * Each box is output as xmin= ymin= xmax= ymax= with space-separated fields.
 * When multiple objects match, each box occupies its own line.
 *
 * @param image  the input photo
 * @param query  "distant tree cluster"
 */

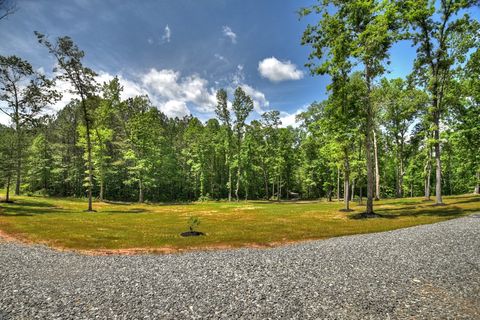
xmin=0 ymin=1 xmax=478 ymax=213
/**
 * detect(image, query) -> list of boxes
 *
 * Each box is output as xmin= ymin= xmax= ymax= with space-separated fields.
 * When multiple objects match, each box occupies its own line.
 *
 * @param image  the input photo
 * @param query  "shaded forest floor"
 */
xmin=0 ymin=194 xmax=478 ymax=254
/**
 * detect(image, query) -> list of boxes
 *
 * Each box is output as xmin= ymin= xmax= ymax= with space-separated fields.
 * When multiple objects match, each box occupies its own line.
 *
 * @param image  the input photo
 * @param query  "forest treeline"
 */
xmin=0 ymin=1 xmax=479 ymax=212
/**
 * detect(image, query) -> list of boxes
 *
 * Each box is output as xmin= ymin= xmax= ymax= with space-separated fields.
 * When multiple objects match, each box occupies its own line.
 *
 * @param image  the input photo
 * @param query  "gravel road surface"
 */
xmin=1 ymin=216 xmax=479 ymax=319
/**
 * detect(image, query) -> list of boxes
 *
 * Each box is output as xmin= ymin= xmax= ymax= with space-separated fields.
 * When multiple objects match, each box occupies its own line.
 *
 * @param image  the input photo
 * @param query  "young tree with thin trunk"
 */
xmin=36 ymin=32 xmax=98 ymax=211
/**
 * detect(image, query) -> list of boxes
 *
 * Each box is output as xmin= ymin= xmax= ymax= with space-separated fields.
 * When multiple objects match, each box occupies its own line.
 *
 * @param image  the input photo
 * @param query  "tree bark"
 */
xmin=80 ymin=98 xmax=94 ymax=211
xmin=351 ymin=179 xmax=355 ymax=201
xmin=344 ymin=148 xmax=350 ymax=211
xmin=99 ymin=179 xmax=104 ymax=201
xmin=5 ymin=174 xmax=11 ymax=202
xmin=235 ymin=166 xmax=240 ymax=202
xmin=373 ymin=130 xmax=380 ymax=201
xmin=337 ymin=167 xmax=340 ymax=202
xmin=227 ymin=164 xmax=232 ymax=202
xmin=424 ymin=145 xmax=432 ymax=200
xmin=365 ymin=70 xmax=374 ymax=214
xmin=475 ymin=171 xmax=480 ymax=194
xmin=433 ymin=110 xmax=443 ymax=204
xmin=139 ymin=177 xmax=144 ymax=203
xmin=398 ymin=157 xmax=404 ymax=198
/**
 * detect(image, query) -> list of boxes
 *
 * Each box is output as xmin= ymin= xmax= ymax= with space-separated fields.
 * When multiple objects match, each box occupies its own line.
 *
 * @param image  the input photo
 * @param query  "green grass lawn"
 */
xmin=0 ymin=194 xmax=479 ymax=253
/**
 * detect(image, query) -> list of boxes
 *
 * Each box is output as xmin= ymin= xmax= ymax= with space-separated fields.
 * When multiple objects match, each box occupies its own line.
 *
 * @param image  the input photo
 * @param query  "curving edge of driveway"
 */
xmin=1 ymin=215 xmax=479 ymax=319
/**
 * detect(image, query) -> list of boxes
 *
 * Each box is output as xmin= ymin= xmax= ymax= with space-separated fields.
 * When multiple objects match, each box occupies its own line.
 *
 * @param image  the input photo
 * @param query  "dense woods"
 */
xmin=0 ymin=1 xmax=479 ymax=212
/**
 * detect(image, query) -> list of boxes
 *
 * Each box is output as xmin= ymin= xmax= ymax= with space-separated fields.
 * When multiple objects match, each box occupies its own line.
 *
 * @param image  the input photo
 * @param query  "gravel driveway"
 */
xmin=1 ymin=216 xmax=479 ymax=319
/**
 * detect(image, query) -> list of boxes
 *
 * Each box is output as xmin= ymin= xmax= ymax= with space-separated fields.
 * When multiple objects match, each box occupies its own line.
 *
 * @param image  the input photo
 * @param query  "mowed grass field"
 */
xmin=0 ymin=194 xmax=479 ymax=253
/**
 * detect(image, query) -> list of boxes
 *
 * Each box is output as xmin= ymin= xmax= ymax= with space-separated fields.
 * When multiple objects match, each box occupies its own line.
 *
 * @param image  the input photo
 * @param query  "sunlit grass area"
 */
xmin=0 ymin=194 xmax=478 ymax=253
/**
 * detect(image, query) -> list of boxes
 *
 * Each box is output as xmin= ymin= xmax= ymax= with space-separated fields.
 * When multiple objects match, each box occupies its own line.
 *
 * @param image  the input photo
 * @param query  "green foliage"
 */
xmin=188 ymin=216 xmax=201 ymax=232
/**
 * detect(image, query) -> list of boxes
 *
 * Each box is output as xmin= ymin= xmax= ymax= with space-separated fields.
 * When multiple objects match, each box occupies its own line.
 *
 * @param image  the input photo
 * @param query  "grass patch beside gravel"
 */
xmin=0 ymin=194 xmax=478 ymax=252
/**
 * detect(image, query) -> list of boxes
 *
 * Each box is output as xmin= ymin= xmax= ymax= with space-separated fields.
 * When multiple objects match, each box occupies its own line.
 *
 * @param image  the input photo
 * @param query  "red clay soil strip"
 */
xmin=0 ymin=229 xmax=20 ymax=242
xmin=0 ymin=228 xmax=319 ymax=256
xmin=74 ymin=240 xmax=316 ymax=256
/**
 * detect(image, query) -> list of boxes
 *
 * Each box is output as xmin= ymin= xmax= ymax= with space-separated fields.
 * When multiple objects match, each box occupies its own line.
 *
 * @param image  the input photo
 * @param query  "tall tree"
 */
xmin=400 ymin=0 xmax=479 ymax=204
xmin=215 ymin=89 xmax=233 ymax=201
xmin=0 ymin=55 xmax=59 ymax=196
xmin=232 ymin=87 xmax=253 ymax=201
xmin=301 ymin=0 xmax=400 ymax=215
xmin=36 ymin=32 xmax=98 ymax=211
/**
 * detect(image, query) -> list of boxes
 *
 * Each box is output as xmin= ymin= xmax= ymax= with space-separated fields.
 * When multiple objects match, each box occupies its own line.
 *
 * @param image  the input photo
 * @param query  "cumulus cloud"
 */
xmin=279 ymin=106 xmax=307 ymax=128
xmin=240 ymin=84 xmax=269 ymax=113
xmin=227 ymin=64 xmax=269 ymax=113
xmin=222 ymin=26 xmax=237 ymax=44
xmin=0 ymin=64 xmax=271 ymax=124
xmin=161 ymin=100 xmax=190 ymax=118
xmin=49 ymin=71 xmax=150 ymax=114
xmin=141 ymin=68 xmax=216 ymax=113
xmin=162 ymin=25 xmax=171 ymax=43
xmin=258 ymin=57 xmax=304 ymax=82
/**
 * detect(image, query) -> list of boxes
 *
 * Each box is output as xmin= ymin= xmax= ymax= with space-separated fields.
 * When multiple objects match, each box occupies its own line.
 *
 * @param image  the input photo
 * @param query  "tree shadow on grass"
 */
xmin=4 ymin=199 xmax=57 ymax=208
xmin=0 ymin=199 xmax=63 ymax=217
xmin=102 ymin=208 xmax=149 ymax=214
xmin=349 ymin=205 xmax=472 ymax=220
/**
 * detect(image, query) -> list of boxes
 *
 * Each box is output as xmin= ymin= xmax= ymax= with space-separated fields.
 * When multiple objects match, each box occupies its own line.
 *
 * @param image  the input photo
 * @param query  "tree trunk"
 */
xmin=344 ymin=149 xmax=350 ymax=211
xmin=80 ymin=98 xmax=94 ymax=211
xmin=5 ymin=174 xmax=11 ymax=202
xmin=262 ymin=161 xmax=269 ymax=199
xmin=365 ymin=70 xmax=374 ymax=214
xmin=424 ymin=146 xmax=432 ymax=200
xmin=139 ymin=177 xmax=144 ymax=203
xmin=351 ymin=179 xmax=355 ymax=201
xmin=433 ymin=111 xmax=443 ymax=204
xmin=398 ymin=157 xmax=404 ymax=198
xmin=228 ymin=165 xmax=232 ymax=202
xmin=475 ymin=171 xmax=480 ymax=194
xmin=99 ymin=179 xmax=104 ymax=201
xmin=337 ymin=167 xmax=340 ymax=202
xmin=14 ymin=117 xmax=21 ymax=196
xmin=235 ymin=166 xmax=240 ymax=202
xmin=272 ymin=179 xmax=275 ymax=201
xmin=373 ymin=130 xmax=380 ymax=201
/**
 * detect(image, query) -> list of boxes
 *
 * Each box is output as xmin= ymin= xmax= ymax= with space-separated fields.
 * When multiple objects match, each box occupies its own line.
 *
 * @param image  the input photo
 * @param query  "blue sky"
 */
xmin=1 ymin=0 xmax=478 ymax=125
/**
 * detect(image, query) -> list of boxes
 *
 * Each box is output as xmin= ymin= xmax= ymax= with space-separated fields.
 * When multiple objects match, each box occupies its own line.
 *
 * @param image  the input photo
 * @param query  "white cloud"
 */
xmin=162 ymin=25 xmax=171 ymax=43
xmin=0 ymin=64 xmax=272 ymax=124
xmin=222 ymin=26 xmax=237 ymax=44
xmin=161 ymin=100 xmax=190 ymax=118
xmin=240 ymin=84 xmax=269 ymax=113
xmin=258 ymin=57 xmax=304 ymax=82
xmin=279 ymin=106 xmax=307 ymax=128
xmin=147 ymin=38 xmax=154 ymax=45
xmin=141 ymin=68 xmax=216 ymax=113
xmin=48 ymin=71 xmax=149 ymax=115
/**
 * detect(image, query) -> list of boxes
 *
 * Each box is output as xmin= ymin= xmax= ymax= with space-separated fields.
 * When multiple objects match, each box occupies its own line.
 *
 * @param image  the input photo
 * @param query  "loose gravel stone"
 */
xmin=0 ymin=216 xmax=479 ymax=319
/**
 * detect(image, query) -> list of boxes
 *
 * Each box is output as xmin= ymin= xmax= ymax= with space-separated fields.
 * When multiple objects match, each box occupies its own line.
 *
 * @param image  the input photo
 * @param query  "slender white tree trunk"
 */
xmin=373 ymin=130 xmax=380 ymax=200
